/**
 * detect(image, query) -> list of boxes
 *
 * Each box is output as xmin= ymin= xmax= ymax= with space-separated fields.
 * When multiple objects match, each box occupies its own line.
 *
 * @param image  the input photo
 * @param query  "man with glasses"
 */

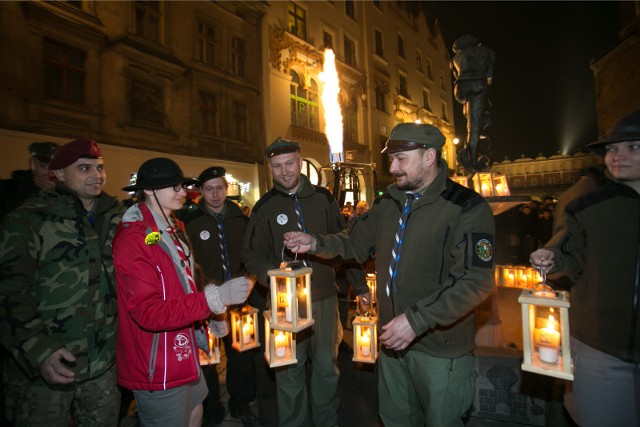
xmin=0 ymin=139 xmax=126 ymax=425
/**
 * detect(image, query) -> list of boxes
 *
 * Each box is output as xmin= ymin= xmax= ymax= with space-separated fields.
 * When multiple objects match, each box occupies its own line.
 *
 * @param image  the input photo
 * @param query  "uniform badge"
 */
xmin=472 ymin=233 xmax=494 ymax=268
xmin=277 ymin=214 xmax=288 ymax=225
xmin=200 ymin=230 xmax=210 ymax=240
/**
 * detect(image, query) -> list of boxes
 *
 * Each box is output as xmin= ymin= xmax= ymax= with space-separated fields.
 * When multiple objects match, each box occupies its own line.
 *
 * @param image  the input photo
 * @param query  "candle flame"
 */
xmin=319 ymin=49 xmax=343 ymax=161
xmin=546 ymin=314 xmax=556 ymax=331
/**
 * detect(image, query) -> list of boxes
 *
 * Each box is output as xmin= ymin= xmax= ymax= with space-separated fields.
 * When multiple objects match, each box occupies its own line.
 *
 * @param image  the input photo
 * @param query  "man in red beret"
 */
xmin=0 ymin=138 xmax=126 ymax=425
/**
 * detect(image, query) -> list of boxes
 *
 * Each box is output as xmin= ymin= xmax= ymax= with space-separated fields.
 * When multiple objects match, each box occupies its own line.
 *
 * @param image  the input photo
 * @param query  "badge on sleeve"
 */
xmin=472 ymin=233 xmax=494 ymax=268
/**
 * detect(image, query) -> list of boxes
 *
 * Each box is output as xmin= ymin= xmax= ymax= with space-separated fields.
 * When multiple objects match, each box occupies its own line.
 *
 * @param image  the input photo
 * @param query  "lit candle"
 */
xmin=537 ymin=315 xmax=560 ymax=363
xmin=275 ymin=332 xmax=287 ymax=358
xmin=360 ymin=329 xmax=371 ymax=357
xmin=285 ymin=291 xmax=293 ymax=322
xmin=208 ymin=330 xmax=213 ymax=360
xmin=242 ymin=323 xmax=251 ymax=344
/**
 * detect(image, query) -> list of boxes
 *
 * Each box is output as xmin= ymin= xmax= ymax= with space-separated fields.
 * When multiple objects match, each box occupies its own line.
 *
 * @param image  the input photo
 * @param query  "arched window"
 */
xmin=301 ymin=159 xmax=319 ymax=185
xmin=290 ymin=70 xmax=319 ymax=131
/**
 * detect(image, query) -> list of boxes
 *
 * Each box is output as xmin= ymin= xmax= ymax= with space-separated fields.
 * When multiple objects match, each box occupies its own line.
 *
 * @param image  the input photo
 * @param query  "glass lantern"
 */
xmin=268 ymin=261 xmax=314 ymax=332
xmin=450 ymin=175 xmax=470 ymax=188
xmin=263 ymin=311 xmax=297 ymax=368
xmin=365 ymin=273 xmax=377 ymax=305
xmin=352 ymin=315 xmax=377 ymax=363
xmin=230 ymin=305 xmax=260 ymax=352
xmin=519 ymin=285 xmax=573 ymax=380
xmin=198 ymin=328 xmax=220 ymax=365
xmin=471 ymin=172 xmax=511 ymax=197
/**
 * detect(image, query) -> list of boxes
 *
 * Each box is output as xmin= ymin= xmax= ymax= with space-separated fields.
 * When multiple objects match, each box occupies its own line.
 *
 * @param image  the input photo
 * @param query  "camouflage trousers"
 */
xmin=5 ymin=364 xmax=119 ymax=427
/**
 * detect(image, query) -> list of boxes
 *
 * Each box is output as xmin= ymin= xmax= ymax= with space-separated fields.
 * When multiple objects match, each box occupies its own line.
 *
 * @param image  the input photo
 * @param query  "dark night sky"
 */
xmin=422 ymin=1 xmax=621 ymax=162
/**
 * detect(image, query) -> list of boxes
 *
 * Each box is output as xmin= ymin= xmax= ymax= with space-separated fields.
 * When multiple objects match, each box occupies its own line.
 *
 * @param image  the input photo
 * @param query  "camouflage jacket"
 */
xmin=0 ymin=184 xmax=125 ymax=381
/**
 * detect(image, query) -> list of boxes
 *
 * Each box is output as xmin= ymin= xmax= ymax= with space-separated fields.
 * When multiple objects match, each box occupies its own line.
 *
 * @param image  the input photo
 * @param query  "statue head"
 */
xmin=452 ymin=35 xmax=481 ymax=53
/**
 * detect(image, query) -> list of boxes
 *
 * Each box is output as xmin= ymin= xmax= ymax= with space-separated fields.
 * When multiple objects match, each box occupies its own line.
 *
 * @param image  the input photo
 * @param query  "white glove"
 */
xmin=218 ymin=276 xmax=254 ymax=306
xmin=209 ymin=320 xmax=229 ymax=338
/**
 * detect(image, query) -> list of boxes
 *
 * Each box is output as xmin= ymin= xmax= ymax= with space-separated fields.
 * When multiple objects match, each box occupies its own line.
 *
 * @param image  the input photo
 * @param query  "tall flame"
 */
xmin=319 ymin=49 xmax=343 ymax=163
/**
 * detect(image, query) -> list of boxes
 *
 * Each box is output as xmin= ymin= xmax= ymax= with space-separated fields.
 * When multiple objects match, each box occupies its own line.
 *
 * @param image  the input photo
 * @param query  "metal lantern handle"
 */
xmin=356 ymin=294 xmax=375 ymax=316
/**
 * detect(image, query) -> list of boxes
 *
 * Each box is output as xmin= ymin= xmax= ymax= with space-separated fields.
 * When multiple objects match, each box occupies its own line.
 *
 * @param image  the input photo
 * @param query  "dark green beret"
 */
xmin=265 ymin=137 xmax=301 ymax=158
xmin=382 ymin=123 xmax=445 ymax=154
xmin=197 ymin=166 xmax=227 ymax=186
xmin=29 ymin=142 xmax=60 ymax=161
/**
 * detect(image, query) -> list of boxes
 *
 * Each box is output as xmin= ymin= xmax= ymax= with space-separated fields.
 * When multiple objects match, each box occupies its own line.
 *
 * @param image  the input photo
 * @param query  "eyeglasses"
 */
xmin=172 ymin=184 xmax=188 ymax=193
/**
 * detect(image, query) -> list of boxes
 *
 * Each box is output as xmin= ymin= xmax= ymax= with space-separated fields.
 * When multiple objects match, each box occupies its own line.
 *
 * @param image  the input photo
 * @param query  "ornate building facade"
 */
xmin=0 ymin=1 xmax=267 ymax=204
xmin=490 ymin=151 xmax=601 ymax=200
xmin=263 ymin=1 xmax=456 ymax=192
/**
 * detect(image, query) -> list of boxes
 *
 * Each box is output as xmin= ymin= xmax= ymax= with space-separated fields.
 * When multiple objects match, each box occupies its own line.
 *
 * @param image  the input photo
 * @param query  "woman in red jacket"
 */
xmin=113 ymin=158 xmax=252 ymax=426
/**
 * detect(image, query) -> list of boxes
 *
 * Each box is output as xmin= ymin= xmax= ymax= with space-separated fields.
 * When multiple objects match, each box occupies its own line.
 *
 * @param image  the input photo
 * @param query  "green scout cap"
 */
xmin=265 ymin=137 xmax=301 ymax=158
xmin=197 ymin=166 xmax=227 ymax=187
xmin=382 ymin=123 xmax=445 ymax=154
xmin=29 ymin=142 xmax=60 ymax=162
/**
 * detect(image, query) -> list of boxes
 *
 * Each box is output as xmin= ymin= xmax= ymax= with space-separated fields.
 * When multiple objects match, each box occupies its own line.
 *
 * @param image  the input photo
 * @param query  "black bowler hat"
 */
xmin=265 ymin=137 xmax=301 ymax=158
xmin=122 ymin=158 xmax=198 ymax=191
xmin=587 ymin=110 xmax=640 ymax=156
xmin=197 ymin=166 xmax=227 ymax=187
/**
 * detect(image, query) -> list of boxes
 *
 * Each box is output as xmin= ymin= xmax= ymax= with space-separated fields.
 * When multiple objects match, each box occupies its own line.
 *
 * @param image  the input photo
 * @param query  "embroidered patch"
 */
xmin=472 ymin=233 xmax=494 ymax=268
xmin=174 ymin=333 xmax=192 ymax=361
xmin=277 ymin=213 xmax=288 ymax=225
xmin=199 ymin=230 xmax=210 ymax=240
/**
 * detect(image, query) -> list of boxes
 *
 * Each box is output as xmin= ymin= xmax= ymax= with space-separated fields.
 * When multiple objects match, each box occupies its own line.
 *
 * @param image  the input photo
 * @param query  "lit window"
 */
xmin=287 ymin=2 xmax=306 ymax=40
xmin=44 ymin=38 xmax=86 ymax=105
xmin=289 ymin=70 xmax=319 ymax=131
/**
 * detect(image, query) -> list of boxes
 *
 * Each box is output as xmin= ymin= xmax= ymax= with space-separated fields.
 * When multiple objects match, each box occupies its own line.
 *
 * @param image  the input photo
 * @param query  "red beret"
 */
xmin=48 ymin=139 xmax=102 ymax=170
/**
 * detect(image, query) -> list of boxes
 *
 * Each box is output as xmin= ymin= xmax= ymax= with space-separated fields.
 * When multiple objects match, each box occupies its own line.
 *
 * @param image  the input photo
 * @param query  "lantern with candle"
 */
xmin=352 ymin=297 xmax=377 ymax=363
xmin=268 ymin=261 xmax=314 ymax=332
xmin=198 ymin=326 xmax=221 ymax=365
xmin=230 ymin=305 xmax=260 ymax=352
xmin=519 ymin=284 xmax=573 ymax=380
xmin=263 ymin=311 xmax=297 ymax=367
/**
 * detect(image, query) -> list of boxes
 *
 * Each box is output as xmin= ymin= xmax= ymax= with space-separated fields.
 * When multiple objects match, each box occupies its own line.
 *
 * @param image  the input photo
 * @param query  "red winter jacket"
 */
xmin=113 ymin=203 xmax=211 ymax=390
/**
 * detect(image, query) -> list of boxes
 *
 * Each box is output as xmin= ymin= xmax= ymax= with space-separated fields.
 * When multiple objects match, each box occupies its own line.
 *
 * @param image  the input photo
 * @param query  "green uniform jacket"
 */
xmin=0 ymin=183 xmax=124 ymax=381
xmin=545 ymin=167 xmax=640 ymax=362
xmin=314 ymin=161 xmax=495 ymax=358
xmin=242 ymin=175 xmax=368 ymax=302
xmin=184 ymin=199 xmax=247 ymax=284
